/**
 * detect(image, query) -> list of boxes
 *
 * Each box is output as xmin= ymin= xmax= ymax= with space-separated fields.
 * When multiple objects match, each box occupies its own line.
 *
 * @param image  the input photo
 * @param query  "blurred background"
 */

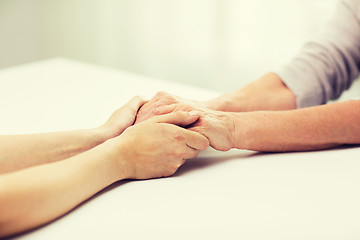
xmin=0 ymin=0 xmax=338 ymax=92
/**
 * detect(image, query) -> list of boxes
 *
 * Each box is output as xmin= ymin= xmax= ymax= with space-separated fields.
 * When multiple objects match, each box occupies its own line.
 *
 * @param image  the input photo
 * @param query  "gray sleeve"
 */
xmin=274 ymin=0 xmax=360 ymax=108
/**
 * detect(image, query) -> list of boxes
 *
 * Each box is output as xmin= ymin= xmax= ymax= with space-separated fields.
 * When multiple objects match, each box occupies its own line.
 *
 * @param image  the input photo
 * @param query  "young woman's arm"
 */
xmin=0 ymin=111 xmax=209 ymax=238
xmin=0 ymin=97 xmax=145 ymax=174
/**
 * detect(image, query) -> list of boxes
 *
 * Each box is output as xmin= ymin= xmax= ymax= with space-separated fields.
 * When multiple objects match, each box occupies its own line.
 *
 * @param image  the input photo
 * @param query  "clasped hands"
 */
xmin=101 ymin=92 xmax=237 ymax=181
xmin=135 ymin=91 xmax=237 ymax=151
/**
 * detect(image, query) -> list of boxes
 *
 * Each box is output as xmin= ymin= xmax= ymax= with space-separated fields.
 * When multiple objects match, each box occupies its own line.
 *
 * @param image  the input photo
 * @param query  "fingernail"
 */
xmin=152 ymin=108 xmax=159 ymax=114
xmin=189 ymin=111 xmax=199 ymax=116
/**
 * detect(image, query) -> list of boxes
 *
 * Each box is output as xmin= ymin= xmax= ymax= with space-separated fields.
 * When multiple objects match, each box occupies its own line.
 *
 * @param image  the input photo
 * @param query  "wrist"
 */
xmin=220 ymin=112 xmax=241 ymax=149
xmin=94 ymin=124 xmax=118 ymax=142
xmin=97 ymin=137 xmax=131 ymax=182
xmin=229 ymin=112 xmax=252 ymax=150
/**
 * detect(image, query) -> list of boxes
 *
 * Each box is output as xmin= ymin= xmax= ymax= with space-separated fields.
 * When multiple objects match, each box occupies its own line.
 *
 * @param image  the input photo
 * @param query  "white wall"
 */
xmin=0 ymin=0 xmax=338 ymax=92
xmin=0 ymin=0 xmax=41 ymax=67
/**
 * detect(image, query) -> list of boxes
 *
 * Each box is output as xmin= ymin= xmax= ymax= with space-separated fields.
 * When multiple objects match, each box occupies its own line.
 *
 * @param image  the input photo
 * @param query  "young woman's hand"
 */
xmin=99 ymin=96 xmax=146 ymax=139
xmin=109 ymin=111 xmax=209 ymax=180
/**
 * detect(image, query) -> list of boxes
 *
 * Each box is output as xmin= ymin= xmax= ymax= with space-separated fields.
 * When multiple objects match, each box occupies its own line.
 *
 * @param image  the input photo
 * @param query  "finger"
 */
xmin=147 ymin=91 xmax=180 ymax=112
xmin=126 ymin=96 xmax=147 ymax=112
xmin=135 ymin=92 xmax=170 ymax=118
xmin=182 ymin=129 xmax=209 ymax=150
xmin=134 ymin=107 xmax=152 ymax=124
xmin=108 ymin=96 xmax=146 ymax=123
xmin=152 ymin=104 xmax=177 ymax=115
xmin=183 ymin=148 xmax=199 ymax=159
xmin=144 ymin=91 xmax=169 ymax=108
xmin=148 ymin=111 xmax=200 ymax=126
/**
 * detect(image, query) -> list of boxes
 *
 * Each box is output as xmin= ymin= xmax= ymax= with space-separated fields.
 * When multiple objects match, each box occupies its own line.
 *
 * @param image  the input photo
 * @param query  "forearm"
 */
xmin=232 ymin=100 xmax=360 ymax=152
xmin=0 ymin=110 xmax=207 ymax=237
xmin=0 ymin=96 xmax=145 ymax=174
xmin=0 ymin=140 xmax=124 ymax=238
xmin=206 ymin=73 xmax=296 ymax=112
xmin=0 ymin=127 xmax=112 ymax=174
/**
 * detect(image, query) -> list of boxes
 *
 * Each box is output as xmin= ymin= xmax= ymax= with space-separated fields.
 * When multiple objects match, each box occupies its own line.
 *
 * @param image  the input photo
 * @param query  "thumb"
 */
xmin=124 ymin=96 xmax=147 ymax=112
xmin=149 ymin=111 xmax=200 ymax=126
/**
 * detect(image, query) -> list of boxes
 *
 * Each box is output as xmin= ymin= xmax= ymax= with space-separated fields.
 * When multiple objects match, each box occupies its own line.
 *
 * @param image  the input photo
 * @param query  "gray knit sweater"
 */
xmin=275 ymin=0 xmax=360 ymax=108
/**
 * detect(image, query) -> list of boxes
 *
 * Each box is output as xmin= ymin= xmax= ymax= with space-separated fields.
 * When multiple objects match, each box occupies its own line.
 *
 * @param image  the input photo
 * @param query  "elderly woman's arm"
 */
xmin=135 ymin=0 xmax=360 ymax=121
xmin=189 ymin=100 xmax=360 ymax=152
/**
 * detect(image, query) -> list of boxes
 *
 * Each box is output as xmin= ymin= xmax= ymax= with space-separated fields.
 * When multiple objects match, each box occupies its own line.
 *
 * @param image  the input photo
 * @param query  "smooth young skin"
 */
xmin=0 ymin=96 xmax=146 ymax=174
xmin=136 ymin=73 xmax=360 ymax=152
xmin=0 ymin=105 xmax=208 ymax=238
xmin=119 ymin=112 xmax=209 ymax=179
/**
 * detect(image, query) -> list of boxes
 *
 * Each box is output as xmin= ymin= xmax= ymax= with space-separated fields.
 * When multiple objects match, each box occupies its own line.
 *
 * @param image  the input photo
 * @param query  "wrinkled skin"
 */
xmin=135 ymin=91 xmax=236 ymax=151
xmin=135 ymin=91 xmax=209 ymax=124
xmin=188 ymin=110 xmax=236 ymax=151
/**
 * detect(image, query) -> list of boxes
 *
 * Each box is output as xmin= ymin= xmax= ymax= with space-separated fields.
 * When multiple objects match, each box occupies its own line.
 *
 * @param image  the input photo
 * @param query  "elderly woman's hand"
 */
xmin=135 ymin=91 xmax=210 ymax=124
xmin=135 ymin=92 xmax=238 ymax=151
xmin=188 ymin=110 xmax=238 ymax=151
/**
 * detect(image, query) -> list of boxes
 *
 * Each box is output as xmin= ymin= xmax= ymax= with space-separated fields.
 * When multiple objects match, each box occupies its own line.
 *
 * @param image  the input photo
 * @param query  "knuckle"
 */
xmin=191 ymin=151 xmax=199 ymax=158
xmin=167 ymin=169 xmax=177 ymax=176
xmin=173 ymin=150 xmax=183 ymax=158
xmin=171 ymin=111 xmax=181 ymax=119
xmin=164 ymin=165 xmax=178 ymax=176
xmin=200 ymin=118 xmax=210 ymax=127
xmin=174 ymin=111 xmax=186 ymax=118
xmin=171 ymin=165 xmax=180 ymax=174
xmin=132 ymin=95 xmax=142 ymax=101
xmin=174 ymin=133 xmax=185 ymax=142
xmin=155 ymin=91 xmax=167 ymax=97
xmin=174 ymin=162 xmax=182 ymax=170
xmin=164 ymin=95 xmax=176 ymax=102
xmin=196 ymin=120 xmax=210 ymax=132
xmin=200 ymin=138 xmax=210 ymax=148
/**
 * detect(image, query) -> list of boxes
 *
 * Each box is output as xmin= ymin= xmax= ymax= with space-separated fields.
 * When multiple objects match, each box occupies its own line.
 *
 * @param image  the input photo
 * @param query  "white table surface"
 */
xmin=1 ymin=59 xmax=360 ymax=240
